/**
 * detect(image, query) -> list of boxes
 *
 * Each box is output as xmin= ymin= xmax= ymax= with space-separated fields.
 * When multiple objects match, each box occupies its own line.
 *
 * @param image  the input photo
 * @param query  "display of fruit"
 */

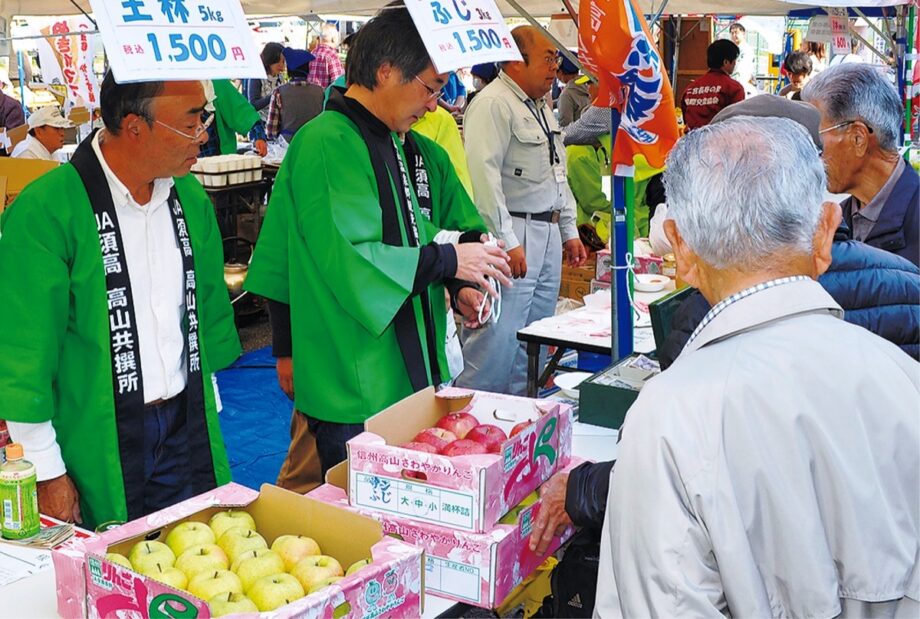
xmin=441 ymin=439 xmax=488 ymax=457
xmin=307 ymin=576 xmax=343 ymax=594
xmin=510 ymin=421 xmax=531 ymax=437
xmin=128 ymin=541 xmax=176 ymax=573
xmin=218 ymin=528 xmax=268 ymax=563
xmin=208 ymin=510 xmax=257 ymax=540
xmin=187 ymin=569 xmax=243 ymax=602
xmin=248 ymin=573 xmax=306 ymax=611
xmin=290 ymin=555 xmax=344 ymax=592
xmin=141 ymin=563 xmax=188 ymax=590
xmin=233 ymin=549 xmax=286 ymax=592
xmin=270 ymin=534 xmax=321 ymax=571
xmin=345 ymin=559 xmax=371 ymax=576
xmin=165 ymin=521 xmax=216 ymax=556
xmin=175 ymin=544 xmax=230 ymax=580
xmin=400 ymin=441 xmax=439 ymax=454
xmin=465 ymin=424 xmax=508 ymax=453
xmin=105 ymin=552 xmax=133 ymax=569
xmin=435 ymin=412 xmax=479 ymax=439
xmin=411 ymin=428 xmax=457 ymax=452
xmin=208 ymin=591 xmax=259 ymax=617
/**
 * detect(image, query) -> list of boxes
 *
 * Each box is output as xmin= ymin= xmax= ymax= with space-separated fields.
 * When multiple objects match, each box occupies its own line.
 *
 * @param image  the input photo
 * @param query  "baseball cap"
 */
xmin=28 ymin=106 xmax=73 ymax=130
xmin=471 ymin=62 xmax=499 ymax=82
xmin=281 ymin=47 xmax=315 ymax=73
xmin=558 ymin=55 xmax=579 ymax=75
xmin=711 ymin=94 xmax=822 ymax=151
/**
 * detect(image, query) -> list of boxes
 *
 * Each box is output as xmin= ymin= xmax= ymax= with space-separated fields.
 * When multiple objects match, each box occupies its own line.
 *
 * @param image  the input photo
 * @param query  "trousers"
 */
xmin=143 ymin=394 xmax=195 ymax=515
xmin=276 ymin=410 xmax=324 ymax=494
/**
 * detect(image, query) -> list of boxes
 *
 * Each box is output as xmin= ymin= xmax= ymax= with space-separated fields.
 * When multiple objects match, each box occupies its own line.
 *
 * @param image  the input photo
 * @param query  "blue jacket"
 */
xmin=840 ymin=162 xmax=919 ymax=267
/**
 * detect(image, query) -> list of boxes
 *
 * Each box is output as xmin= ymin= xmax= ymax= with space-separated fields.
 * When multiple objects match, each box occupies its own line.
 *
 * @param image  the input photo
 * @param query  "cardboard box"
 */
xmin=559 ymin=278 xmax=591 ymax=303
xmin=560 ymin=263 xmax=595 ymax=284
xmin=595 ymin=249 xmax=612 ymax=282
xmin=54 ymin=483 xmax=423 ymax=619
xmin=589 ymin=279 xmax=610 ymax=294
xmin=310 ymin=459 xmax=582 ymax=609
xmin=579 ymin=355 xmax=660 ymax=429
xmin=0 ymin=157 xmax=58 ymax=212
xmin=634 ymin=254 xmax=664 ymax=275
xmin=347 ymin=387 xmax=574 ymax=533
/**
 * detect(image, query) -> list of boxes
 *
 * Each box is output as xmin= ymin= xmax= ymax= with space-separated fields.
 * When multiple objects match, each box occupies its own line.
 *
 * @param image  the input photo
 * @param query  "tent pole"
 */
xmin=854 ymin=7 xmax=896 ymax=53
xmin=503 ymin=0 xmax=595 ymax=81
xmin=847 ymin=24 xmax=889 ymax=64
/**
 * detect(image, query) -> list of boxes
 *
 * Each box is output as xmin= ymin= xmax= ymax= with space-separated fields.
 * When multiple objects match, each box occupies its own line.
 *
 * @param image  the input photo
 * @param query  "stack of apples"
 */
xmin=104 ymin=510 xmax=372 ymax=616
xmin=403 ymin=412 xmax=531 ymax=456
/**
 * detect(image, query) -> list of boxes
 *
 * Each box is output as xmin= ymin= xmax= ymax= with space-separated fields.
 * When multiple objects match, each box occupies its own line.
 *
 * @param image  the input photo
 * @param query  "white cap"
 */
xmin=28 ymin=106 xmax=74 ymax=129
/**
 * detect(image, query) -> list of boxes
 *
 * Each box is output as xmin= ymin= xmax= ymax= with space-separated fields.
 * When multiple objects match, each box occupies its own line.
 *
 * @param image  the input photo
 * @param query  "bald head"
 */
xmin=504 ymin=26 xmax=558 ymax=99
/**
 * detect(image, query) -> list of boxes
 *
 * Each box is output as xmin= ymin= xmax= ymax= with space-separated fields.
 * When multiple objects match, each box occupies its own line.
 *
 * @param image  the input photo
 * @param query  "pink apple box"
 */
xmin=346 ymin=387 xmax=574 ymax=533
xmin=311 ymin=457 xmax=586 ymax=609
xmin=595 ymin=249 xmax=612 ymax=283
xmin=52 ymin=483 xmax=423 ymax=619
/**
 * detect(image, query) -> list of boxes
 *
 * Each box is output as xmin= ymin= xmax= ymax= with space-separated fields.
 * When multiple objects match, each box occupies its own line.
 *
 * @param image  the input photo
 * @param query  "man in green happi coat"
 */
xmin=245 ymin=3 xmax=513 ymax=476
xmin=0 ymin=75 xmax=240 ymax=529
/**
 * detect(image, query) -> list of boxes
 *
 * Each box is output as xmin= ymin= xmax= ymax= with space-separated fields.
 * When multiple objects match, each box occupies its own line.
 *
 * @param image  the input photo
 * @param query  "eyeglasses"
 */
xmin=818 ymin=119 xmax=874 ymax=135
xmin=522 ymin=53 xmax=561 ymax=68
xmin=155 ymin=112 xmax=214 ymax=141
xmin=413 ymin=75 xmax=443 ymax=101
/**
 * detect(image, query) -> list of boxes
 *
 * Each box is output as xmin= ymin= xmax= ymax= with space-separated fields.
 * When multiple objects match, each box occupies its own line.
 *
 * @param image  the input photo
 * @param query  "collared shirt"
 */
xmin=266 ymin=77 xmax=307 ymax=141
xmin=11 ymin=134 xmax=53 ymax=160
xmin=850 ymin=156 xmax=906 ymax=243
xmin=306 ymin=43 xmax=345 ymax=89
xmin=463 ymin=71 xmax=578 ymax=250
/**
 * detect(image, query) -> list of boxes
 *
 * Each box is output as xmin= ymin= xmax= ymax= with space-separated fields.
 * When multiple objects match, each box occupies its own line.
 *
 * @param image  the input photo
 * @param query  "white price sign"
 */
xmin=827 ymin=7 xmax=851 ymax=55
xmin=88 ymin=0 xmax=264 ymax=83
xmin=404 ymin=0 xmax=522 ymax=74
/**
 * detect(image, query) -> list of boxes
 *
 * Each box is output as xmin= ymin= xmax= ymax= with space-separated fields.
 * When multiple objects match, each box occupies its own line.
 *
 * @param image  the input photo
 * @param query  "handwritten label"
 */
xmin=827 ymin=8 xmax=851 ymax=56
xmin=404 ymin=0 xmax=522 ymax=73
xmin=88 ymin=0 xmax=263 ymax=82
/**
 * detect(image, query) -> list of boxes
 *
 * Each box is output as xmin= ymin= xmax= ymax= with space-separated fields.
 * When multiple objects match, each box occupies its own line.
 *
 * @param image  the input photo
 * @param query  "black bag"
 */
xmin=532 ymin=529 xmax=601 ymax=618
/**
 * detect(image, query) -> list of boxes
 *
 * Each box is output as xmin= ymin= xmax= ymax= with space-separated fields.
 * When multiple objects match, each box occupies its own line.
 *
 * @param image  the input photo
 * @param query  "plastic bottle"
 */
xmin=0 ymin=443 xmax=40 ymax=539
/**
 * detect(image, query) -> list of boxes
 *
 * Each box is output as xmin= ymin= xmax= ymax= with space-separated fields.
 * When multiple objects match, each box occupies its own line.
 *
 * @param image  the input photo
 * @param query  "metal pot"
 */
xmin=223 ymin=263 xmax=249 ymax=296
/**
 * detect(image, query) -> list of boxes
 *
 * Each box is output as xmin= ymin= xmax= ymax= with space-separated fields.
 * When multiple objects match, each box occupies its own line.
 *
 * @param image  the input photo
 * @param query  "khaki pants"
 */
xmin=275 ymin=410 xmax=323 ymax=494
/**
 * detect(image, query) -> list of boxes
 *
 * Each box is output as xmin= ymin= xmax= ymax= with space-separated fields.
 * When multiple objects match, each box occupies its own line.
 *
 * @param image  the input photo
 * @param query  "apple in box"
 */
xmin=411 ymin=428 xmax=456 ymax=452
xmin=465 ymin=424 xmax=508 ymax=454
xmin=436 ymin=412 xmax=478 ymax=439
xmin=401 ymin=441 xmax=438 ymax=454
xmin=441 ymin=439 xmax=487 ymax=457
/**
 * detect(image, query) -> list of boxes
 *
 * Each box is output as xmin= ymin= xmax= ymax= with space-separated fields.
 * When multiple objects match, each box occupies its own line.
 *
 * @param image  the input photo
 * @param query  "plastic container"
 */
xmin=0 ymin=443 xmax=40 ymax=539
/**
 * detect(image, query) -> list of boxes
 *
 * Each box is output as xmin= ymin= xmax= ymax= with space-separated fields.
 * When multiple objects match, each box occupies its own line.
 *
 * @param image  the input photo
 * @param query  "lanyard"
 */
xmin=525 ymin=100 xmax=559 ymax=166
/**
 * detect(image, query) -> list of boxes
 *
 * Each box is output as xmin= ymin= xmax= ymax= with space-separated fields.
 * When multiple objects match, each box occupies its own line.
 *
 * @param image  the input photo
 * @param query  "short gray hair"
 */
xmin=801 ymin=63 xmax=902 ymax=152
xmin=664 ymin=116 xmax=826 ymax=271
xmin=321 ymin=23 xmax=340 ymax=45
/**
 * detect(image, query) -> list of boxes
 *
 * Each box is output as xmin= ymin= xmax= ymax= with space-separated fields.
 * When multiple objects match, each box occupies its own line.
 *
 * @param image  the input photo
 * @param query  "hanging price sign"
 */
xmin=404 ymin=0 xmax=522 ymax=74
xmin=88 ymin=0 xmax=264 ymax=82
xmin=827 ymin=7 xmax=851 ymax=56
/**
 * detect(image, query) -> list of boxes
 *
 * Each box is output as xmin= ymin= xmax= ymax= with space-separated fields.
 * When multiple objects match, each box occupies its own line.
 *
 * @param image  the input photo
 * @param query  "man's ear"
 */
xmin=122 ymin=114 xmax=145 ymax=137
xmin=812 ymin=201 xmax=841 ymax=276
xmin=664 ymin=219 xmax=701 ymax=289
xmin=850 ymin=122 xmax=871 ymax=157
xmin=376 ymin=62 xmax=395 ymax=87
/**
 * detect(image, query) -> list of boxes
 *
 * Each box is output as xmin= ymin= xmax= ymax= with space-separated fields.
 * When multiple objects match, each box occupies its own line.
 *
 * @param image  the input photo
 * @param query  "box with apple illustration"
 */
xmin=53 ymin=482 xmax=424 ymax=618
xmin=311 ymin=458 xmax=585 ymax=609
xmin=346 ymin=387 xmax=574 ymax=533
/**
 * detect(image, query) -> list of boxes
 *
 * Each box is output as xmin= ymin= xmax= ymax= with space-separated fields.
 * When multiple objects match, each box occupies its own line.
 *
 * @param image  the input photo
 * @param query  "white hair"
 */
xmin=321 ymin=23 xmax=340 ymax=45
xmin=801 ymin=63 xmax=902 ymax=152
xmin=663 ymin=116 xmax=826 ymax=271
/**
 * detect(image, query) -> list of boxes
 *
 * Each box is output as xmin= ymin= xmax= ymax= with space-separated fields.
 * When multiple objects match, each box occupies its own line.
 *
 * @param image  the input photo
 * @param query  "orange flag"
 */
xmin=578 ymin=0 xmax=680 ymax=171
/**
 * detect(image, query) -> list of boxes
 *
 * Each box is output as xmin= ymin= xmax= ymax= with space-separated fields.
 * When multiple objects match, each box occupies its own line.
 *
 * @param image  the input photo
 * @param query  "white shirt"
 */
xmin=596 ymin=279 xmax=920 ymax=618
xmin=11 ymin=134 xmax=53 ymax=160
xmin=8 ymin=132 xmax=187 ymax=480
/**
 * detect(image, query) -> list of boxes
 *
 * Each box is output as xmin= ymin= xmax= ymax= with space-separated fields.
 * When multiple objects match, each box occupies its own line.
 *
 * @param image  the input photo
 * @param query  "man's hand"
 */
xmin=563 ymin=238 xmax=588 ymax=267
xmin=529 ymin=471 xmax=572 ymax=555
xmin=454 ymin=242 xmax=512 ymax=298
xmin=276 ymin=357 xmax=294 ymax=400
xmin=507 ymin=246 xmax=527 ymax=279
xmin=455 ymin=287 xmax=491 ymax=329
xmin=253 ymin=139 xmax=268 ymax=157
xmin=37 ymin=474 xmax=82 ymax=524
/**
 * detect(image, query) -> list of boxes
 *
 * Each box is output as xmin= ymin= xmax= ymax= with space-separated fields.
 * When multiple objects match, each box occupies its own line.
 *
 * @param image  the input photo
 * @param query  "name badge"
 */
xmin=554 ymin=164 xmax=567 ymax=183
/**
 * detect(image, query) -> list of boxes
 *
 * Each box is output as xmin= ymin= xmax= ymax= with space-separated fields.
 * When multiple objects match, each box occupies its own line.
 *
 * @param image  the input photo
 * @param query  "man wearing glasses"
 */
xmin=455 ymin=25 xmax=586 ymax=396
xmin=802 ymin=63 xmax=918 ymax=266
xmin=0 ymin=74 xmax=240 ymax=529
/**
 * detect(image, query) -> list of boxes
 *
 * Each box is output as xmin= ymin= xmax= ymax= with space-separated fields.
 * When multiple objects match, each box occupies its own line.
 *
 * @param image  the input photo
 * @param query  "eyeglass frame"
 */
xmin=521 ymin=52 xmax=562 ymax=68
xmin=413 ymin=75 xmax=444 ymax=101
xmin=154 ymin=111 xmax=215 ymax=141
xmin=818 ymin=119 xmax=874 ymax=135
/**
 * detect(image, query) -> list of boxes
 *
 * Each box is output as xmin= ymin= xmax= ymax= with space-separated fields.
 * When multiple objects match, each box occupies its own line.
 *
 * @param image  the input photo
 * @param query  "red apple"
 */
xmin=510 ymin=421 xmax=531 ymax=437
xmin=441 ymin=439 xmax=488 ymax=457
xmin=412 ymin=428 xmax=457 ymax=452
xmin=465 ymin=424 xmax=508 ymax=454
xmin=401 ymin=441 xmax=438 ymax=454
xmin=436 ymin=412 xmax=479 ymax=439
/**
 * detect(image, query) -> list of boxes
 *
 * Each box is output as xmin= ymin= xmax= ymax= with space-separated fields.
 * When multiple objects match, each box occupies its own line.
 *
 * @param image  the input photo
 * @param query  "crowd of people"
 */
xmin=0 ymin=4 xmax=916 ymax=617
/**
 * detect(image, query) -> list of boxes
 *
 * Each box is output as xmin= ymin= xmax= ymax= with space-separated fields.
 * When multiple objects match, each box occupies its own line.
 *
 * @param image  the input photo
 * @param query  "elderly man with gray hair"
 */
xmin=307 ymin=23 xmax=345 ymax=89
xmin=802 ymin=63 xmax=919 ymax=265
xmin=594 ymin=116 xmax=919 ymax=617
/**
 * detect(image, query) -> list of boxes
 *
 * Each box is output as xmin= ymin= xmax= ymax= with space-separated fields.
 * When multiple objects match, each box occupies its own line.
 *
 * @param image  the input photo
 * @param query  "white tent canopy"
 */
xmin=0 ymin=0 xmax=908 ymax=20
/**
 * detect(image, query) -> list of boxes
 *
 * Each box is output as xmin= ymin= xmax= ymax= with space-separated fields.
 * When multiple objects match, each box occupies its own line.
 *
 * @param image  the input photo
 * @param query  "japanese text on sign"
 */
xmin=827 ymin=8 xmax=851 ymax=56
xmin=404 ymin=0 xmax=521 ymax=74
xmin=88 ymin=0 xmax=264 ymax=82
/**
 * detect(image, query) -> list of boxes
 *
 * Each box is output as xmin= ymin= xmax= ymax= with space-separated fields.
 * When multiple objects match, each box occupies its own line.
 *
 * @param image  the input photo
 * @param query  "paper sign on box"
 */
xmin=88 ymin=0 xmax=264 ymax=82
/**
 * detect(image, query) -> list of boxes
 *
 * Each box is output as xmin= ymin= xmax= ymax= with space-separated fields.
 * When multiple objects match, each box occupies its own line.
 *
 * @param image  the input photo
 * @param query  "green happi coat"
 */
xmin=245 ymin=101 xmax=485 ymax=424
xmin=0 ymin=164 xmax=241 ymax=529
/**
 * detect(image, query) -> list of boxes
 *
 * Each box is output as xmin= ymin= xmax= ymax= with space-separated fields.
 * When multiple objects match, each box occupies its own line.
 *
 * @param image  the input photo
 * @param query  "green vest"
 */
xmin=212 ymin=79 xmax=261 ymax=155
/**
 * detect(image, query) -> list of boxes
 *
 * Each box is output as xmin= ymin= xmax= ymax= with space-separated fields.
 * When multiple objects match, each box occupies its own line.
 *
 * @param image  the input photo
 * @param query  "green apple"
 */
xmin=270 ymin=534 xmax=321 ymax=571
xmin=218 ymin=528 xmax=267 ymax=564
xmin=208 ymin=591 xmax=259 ymax=617
xmin=307 ymin=576 xmax=343 ymax=594
xmin=105 ymin=553 xmax=133 ymax=570
xmin=499 ymin=490 xmax=540 ymax=525
xmin=141 ymin=563 xmax=188 ymax=591
xmin=165 ymin=521 xmax=216 ymax=556
xmin=345 ymin=559 xmax=371 ymax=577
xmin=208 ymin=510 xmax=257 ymax=540
xmin=188 ymin=569 xmax=242 ymax=602
xmin=248 ymin=573 xmax=305 ymax=611
xmin=128 ymin=541 xmax=176 ymax=573
xmin=175 ymin=544 xmax=229 ymax=580
xmin=233 ymin=549 xmax=285 ymax=592
xmin=290 ymin=555 xmax=344 ymax=592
